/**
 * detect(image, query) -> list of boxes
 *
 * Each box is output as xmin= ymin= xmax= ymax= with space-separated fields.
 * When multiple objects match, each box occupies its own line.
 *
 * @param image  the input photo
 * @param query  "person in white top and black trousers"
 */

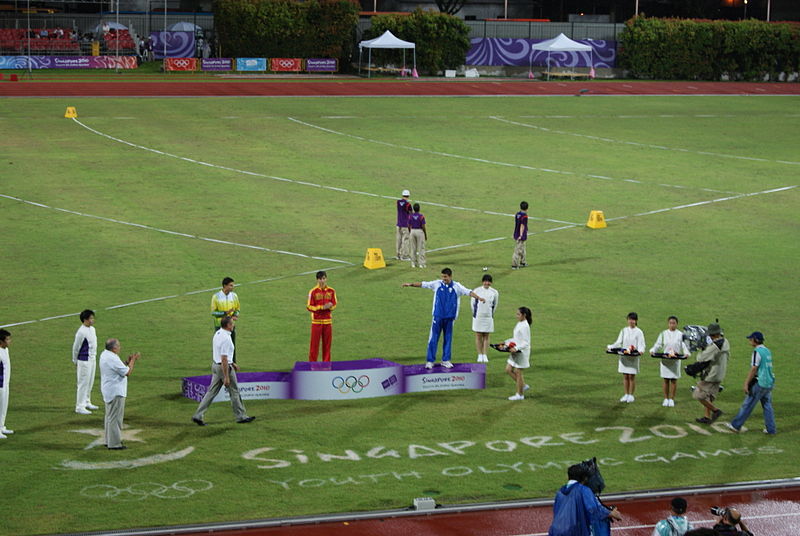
xmin=72 ymin=309 xmax=99 ymax=415
xmin=99 ymin=338 xmax=140 ymax=450
xmin=192 ymin=316 xmax=255 ymax=426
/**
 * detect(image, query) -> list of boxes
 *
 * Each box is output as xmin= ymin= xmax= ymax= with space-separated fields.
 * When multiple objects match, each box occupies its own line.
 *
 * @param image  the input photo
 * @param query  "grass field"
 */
xmin=0 ymin=94 xmax=798 ymax=535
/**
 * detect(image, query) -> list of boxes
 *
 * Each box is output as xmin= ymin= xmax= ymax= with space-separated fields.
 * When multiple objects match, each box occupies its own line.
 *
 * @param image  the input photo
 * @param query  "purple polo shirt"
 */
xmin=513 ymin=211 xmax=528 ymax=241
xmin=409 ymin=212 xmax=425 ymax=229
xmin=396 ymin=198 xmax=412 ymax=227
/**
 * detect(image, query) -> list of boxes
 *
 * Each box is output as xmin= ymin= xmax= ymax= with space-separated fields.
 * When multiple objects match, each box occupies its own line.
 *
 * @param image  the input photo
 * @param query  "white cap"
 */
xmin=402 ymin=189 xmax=410 ymax=197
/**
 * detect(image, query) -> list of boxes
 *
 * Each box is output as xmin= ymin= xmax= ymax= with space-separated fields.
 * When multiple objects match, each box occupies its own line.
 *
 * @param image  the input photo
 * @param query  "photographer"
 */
xmin=691 ymin=322 xmax=729 ymax=424
xmin=711 ymin=507 xmax=753 ymax=536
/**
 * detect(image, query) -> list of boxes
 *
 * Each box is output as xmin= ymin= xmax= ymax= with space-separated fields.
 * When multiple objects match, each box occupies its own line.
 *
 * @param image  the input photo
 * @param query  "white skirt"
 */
xmin=660 ymin=359 xmax=681 ymax=379
xmin=618 ymin=355 xmax=640 ymax=374
xmin=472 ymin=315 xmax=494 ymax=333
xmin=507 ymin=352 xmax=530 ymax=369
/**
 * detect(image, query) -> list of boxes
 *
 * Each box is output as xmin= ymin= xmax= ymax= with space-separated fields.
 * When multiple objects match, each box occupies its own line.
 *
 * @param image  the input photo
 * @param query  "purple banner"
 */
xmin=201 ymin=57 xmax=232 ymax=71
xmin=466 ymin=38 xmax=616 ymax=68
xmin=0 ymin=55 xmax=136 ymax=69
xmin=306 ymin=58 xmax=338 ymax=72
xmin=151 ymin=31 xmax=195 ymax=59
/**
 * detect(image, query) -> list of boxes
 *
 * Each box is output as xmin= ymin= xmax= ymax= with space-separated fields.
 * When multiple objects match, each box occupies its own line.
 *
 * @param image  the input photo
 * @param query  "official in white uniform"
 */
xmin=72 ymin=309 xmax=98 ymax=414
xmin=471 ymin=274 xmax=499 ymax=363
xmin=0 ymin=329 xmax=14 ymax=439
xmin=650 ymin=316 xmax=691 ymax=407
xmin=497 ymin=307 xmax=532 ymax=401
xmin=607 ymin=312 xmax=645 ymax=403
xmin=99 ymin=338 xmax=140 ymax=450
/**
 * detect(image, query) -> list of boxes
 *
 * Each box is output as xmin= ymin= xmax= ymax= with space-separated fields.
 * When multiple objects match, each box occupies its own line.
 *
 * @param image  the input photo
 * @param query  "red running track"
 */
xmin=123 ymin=482 xmax=800 ymax=536
xmin=2 ymin=80 xmax=800 ymax=97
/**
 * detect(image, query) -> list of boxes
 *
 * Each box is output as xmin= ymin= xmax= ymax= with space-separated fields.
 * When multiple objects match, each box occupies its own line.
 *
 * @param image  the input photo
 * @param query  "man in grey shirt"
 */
xmin=692 ymin=322 xmax=729 ymax=424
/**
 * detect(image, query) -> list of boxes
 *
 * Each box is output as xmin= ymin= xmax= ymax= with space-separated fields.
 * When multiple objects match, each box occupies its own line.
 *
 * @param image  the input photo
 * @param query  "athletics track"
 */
xmin=2 ymin=79 xmax=800 ymax=98
xmin=9 ymin=77 xmax=797 ymax=535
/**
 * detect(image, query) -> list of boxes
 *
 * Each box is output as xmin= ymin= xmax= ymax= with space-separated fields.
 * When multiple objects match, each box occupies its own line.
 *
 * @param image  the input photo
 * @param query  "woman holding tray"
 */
xmin=650 ymin=316 xmax=691 ymax=408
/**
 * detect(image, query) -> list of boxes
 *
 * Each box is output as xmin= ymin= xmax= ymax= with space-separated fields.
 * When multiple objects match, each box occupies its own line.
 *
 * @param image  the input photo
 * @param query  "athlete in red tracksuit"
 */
xmin=307 ymin=271 xmax=337 ymax=362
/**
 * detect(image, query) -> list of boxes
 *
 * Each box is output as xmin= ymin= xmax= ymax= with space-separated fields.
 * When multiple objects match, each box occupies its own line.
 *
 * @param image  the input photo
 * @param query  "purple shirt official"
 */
xmin=409 ymin=212 xmax=426 ymax=229
xmin=397 ymin=199 xmax=412 ymax=227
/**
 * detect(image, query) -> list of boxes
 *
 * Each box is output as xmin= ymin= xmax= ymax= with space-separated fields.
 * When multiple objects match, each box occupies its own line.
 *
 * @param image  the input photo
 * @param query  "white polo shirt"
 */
xmin=213 ymin=329 xmax=235 ymax=364
xmin=99 ymin=349 xmax=130 ymax=403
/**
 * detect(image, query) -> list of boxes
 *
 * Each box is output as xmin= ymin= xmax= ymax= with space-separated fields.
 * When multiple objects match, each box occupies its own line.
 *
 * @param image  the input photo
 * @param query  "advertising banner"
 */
xmin=236 ymin=57 xmax=267 ymax=71
xmin=466 ymin=37 xmax=616 ymax=68
xmin=182 ymin=371 xmax=291 ymax=403
xmin=165 ymin=57 xmax=197 ymax=71
xmin=306 ymin=58 xmax=338 ymax=72
xmin=270 ymin=57 xmax=302 ymax=72
xmin=201 ymin=58 xmax=232 ymax=71
xmin=0 ymin=55 xmax=136 ymax=69
xmin=151 ymin=31 xmax=195 ymax=59
xmin=291 ymin=359 xmax=404 ymax=401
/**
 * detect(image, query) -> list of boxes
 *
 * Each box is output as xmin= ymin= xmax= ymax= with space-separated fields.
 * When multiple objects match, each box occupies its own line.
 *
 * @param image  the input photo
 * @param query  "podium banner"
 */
xmin=270 ymin=57 xmax=302 ymax=72
xmin=182 ymin=371 xmax=291 ymax=402
xmin=165 ymin=58 xmax=197 ymax=71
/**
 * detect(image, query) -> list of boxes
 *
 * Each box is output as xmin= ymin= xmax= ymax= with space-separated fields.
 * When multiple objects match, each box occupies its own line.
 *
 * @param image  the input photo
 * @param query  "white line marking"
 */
xmin=490 ymin=116 xmax=800 ymax=167
xmin=288 ymin=117 xmax=742 ymax=195
xmin=0 ymin=193 xmax=352 ymax=265
xmin=70 ymin=117 xmax=573 ymax=225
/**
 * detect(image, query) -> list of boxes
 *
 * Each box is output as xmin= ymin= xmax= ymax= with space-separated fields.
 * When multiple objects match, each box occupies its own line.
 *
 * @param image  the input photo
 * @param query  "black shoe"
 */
xmin=695 ymin=417 xmax=711 ymax=424
xmin=108 ymin=445 xmax=127 ymax=450
xmin=710 ymin=409 xmax=723 ymax=423
xmin=192 ymin=417 xmax=206 ymax=426
xmin=520 ymin=263 xmax=527 ymax=267
xmin=237 ymin=416 xmax=256 ymax=424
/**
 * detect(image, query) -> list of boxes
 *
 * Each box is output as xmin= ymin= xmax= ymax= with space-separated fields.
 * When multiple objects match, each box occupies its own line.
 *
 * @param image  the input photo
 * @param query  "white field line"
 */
xmin=518 ymin=512 xmax=800 ymax=535
xmin=3 ymin=184 xmax=794 ymax=330
xmin=287 ymin=117 xmax=741 ymax=195
xmin=0 ymin=193 xmax=352 ymax=267
xmin=71 ymin=117 xmax=576 ymax=226
xmin=490 ymin=116 xmax=800 ymax=167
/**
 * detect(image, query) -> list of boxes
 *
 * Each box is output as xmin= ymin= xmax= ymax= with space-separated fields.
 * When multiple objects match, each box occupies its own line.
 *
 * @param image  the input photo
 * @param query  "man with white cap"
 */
xmin=396 ymin=189 xmax=412 ymax=261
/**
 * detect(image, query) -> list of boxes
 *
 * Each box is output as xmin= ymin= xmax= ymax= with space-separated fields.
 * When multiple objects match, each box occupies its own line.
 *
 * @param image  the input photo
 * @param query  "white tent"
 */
xmin=169 ymin=22 xmax=202 ymax=32
xmin=358 ymin=30 xmax=416 ymax=78
xmin=530 ymin=33 xmax=593 ymax=80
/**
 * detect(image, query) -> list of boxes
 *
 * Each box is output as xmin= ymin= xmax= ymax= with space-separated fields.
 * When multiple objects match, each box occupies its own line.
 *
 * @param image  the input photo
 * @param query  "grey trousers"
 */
xmin=192 ymin=363 xmax=247 ymax=422
xmin=104 ymin=396 xmax=126 ymax=448
xmin=512 ymin=239 xmax=527 ymax=267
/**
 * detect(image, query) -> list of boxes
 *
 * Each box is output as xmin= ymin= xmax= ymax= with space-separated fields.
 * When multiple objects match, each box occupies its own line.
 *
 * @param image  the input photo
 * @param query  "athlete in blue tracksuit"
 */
xmin=402 ymin=268 xmax=484 ymax=368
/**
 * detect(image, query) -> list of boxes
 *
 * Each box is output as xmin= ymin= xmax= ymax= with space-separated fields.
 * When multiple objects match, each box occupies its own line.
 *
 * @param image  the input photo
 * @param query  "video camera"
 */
xmin=682 ymin=325 xmax=709 ymax=352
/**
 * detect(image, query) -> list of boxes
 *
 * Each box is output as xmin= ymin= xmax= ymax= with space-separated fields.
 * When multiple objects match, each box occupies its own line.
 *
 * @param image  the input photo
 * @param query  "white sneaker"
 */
xmin=86 ymin=403 xmax=99 ymax=410
xmin=411 ymin=263 xmax=416 ymax=268
xmin=75 ymin=408 xmax=92 ymax=415
xmin=620 ymin=394 xmax=629 ymax=402
xmin=424 ymin=361 xmax=433 ymax=370
xmin=442 ymin=360 xmax=454 ymax=369
xmin=627 ymin=395 xmax=635 ymax=403
xmin=420 ymin=265 xmax=426 ymax=268
xmin=523 ymin=384 xmax=530 ymax=392
xmin=668 ymin=399 xmax=675 ymax=407
xmin=1 ymin=428 xmax=13 ymax=434
xmin=508 ymin=393 xmax=524 ymax=401
xmin=0 ymin=433 xmax=6 ymax=439
xmin=662 ymin=399 xmax=670 ymax=407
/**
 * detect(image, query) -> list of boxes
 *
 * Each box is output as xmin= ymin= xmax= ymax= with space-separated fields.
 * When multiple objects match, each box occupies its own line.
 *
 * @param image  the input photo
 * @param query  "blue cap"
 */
xmin=746 ymin=331 xmax=764 ymax=342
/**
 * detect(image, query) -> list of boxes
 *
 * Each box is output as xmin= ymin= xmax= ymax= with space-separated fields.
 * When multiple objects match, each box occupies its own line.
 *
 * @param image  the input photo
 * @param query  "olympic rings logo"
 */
xmin=80 ymin=480 xmax=213 ymax=501
xmin=173 ymin=59 xmax=190 ymax=67
xmin=278 ymin=59 xmax=297 ymax=68
xmin=332 ymin=375 xmax=370 ymax=394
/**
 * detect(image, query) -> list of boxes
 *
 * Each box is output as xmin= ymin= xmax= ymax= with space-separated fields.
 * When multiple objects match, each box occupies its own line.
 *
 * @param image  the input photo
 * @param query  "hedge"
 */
xmin=366 ymin=10 xmax=470 ymax=75
xmin=619 ymin=17 xmax=800 ymax=81
xmin=214 ymin=0 xmax=359 ymax=63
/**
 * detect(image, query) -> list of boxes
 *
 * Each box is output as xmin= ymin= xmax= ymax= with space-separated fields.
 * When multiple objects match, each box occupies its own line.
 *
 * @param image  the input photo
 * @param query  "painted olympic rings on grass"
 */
xmin=80 ymin=479 xmax=213 ymax=501
xmin=331 ymin=375 xmax=370 ymax=394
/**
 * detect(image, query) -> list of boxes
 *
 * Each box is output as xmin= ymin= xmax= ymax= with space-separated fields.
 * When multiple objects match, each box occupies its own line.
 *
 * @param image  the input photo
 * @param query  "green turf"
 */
xmin=0 ymin=95 xmax=798 ymax=535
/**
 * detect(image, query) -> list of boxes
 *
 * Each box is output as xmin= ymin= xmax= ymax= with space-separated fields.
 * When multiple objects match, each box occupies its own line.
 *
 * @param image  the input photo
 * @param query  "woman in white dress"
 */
xmin=607 ymin=312 xmax=645 ymax=403
xmin=495 ymin=307 xmax=531 ymax=401
xmin=471 ymin=274 xmax=499 ymax=363
xmin=650 ymin=316 xmax=691 ymax=407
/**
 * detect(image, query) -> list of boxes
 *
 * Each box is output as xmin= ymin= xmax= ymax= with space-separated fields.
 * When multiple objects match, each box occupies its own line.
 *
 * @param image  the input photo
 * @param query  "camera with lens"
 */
xmin=710 ymin=506 xmax=727 ymax=516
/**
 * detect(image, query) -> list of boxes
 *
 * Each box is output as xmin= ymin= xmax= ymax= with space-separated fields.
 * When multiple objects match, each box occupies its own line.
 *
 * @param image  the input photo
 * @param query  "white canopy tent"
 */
xmin=530 ymin=33 xmax=593 ymax=80
xmin=358 ymin=30 xmax=416 ymax=78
